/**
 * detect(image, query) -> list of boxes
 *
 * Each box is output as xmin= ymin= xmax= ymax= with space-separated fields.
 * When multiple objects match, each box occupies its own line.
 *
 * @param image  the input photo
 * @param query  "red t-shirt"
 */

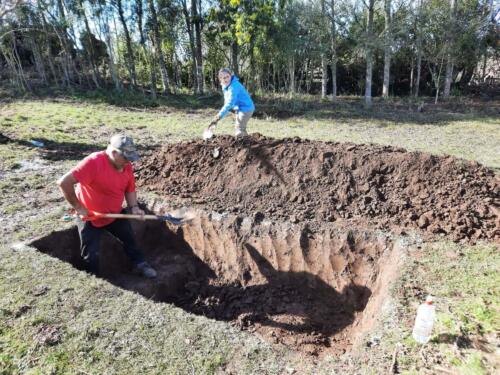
xmin=71 ymin=151 xmax=136 ymax=227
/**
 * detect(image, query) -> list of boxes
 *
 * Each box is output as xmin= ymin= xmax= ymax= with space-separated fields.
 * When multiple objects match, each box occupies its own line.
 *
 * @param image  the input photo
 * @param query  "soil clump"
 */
xmin=136 ymin=134 xmax=499 ymax=242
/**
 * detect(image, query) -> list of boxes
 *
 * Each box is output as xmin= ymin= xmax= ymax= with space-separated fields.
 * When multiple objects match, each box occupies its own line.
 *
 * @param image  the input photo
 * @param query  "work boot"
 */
xmin=133 ymin=262 xmax=157 ymax=278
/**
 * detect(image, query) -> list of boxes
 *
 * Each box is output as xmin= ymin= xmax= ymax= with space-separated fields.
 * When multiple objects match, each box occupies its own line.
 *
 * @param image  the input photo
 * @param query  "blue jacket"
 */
xmin=218 ymin=76 xmax=255 ymax=119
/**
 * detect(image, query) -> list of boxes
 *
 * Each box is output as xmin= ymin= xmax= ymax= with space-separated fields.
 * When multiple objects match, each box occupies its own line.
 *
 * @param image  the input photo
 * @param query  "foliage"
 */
xmin=0 ymin=0 xmax=497 ymax=96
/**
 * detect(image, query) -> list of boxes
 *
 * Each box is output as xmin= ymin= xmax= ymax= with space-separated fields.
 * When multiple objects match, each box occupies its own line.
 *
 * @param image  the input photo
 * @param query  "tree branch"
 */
xmin=0 ymin=0 xmax=24 ymax=20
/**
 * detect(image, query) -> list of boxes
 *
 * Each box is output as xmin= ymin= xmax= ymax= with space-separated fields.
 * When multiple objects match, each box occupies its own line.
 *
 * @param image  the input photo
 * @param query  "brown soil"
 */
xmin=136 ymin=134 xmax=499 ymax=243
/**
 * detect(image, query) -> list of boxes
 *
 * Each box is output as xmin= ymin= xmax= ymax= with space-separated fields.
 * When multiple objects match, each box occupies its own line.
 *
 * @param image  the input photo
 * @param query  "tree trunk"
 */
xmin=480 ymin=0 xmax=494 ymax=82
xmin=410 ymin=58 xmax=414 ymax=95
xmin=38 ymin=3 xmax=59 ymax=86
xmin=289 ymin=56 xmax=295 ymax=94
xmin=148 ymin=0 xmax=170 ymax=94
xmin=81 ymin=6 xmax=101 ymax=88
xmin=136 ymin=0 xmax=156 ymax=99
xmin=382 ymin=0 xmax=391 ymax=98
xmin=443 ymin=0 xmax=456 ymax=99
xmin=117 ymin=0 xmax=137 ymax=87
xmin=0 ymin=44 xmax=26 ymax=91
xmin=28 ymin=34 xmax=47 ymax=84
xmin=231 ymin=41 xmax=239 ymax=76
xmin=181 ymin=0 xmax=197 ymax=91
xmin=330 ymin=0 xmax=337 ymax=102
xmin=321 ymin=54 xmax=328 ymax=98
xmin=104 ymin=24 xmax=121 ymax=91
xmin=95 ymin=2 xmax=121 ymax=91
xmin=430 ymin=59 xmax=444 ymax=104
xmin=414 ymin=0 xmax=423 ymax=98
xmin=11 ymin=37 xmax=31 ymax=91
xmin=192 ymin=0 xmax=204 ymax=94
xmin=321 ymin=0 xmax=328 ymax=99
xmin=364 ymin=0 xmax=375 ymax=107
xmin=249 ymin=36 xmax=256 ymax=93
xmin=56 ymin=0 xmax=75 ymax=83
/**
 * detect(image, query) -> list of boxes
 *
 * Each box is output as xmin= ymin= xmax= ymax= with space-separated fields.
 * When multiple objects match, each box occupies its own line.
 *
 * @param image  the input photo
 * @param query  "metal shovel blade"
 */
xmin=203 ymin=127 xmax=214 ymax=140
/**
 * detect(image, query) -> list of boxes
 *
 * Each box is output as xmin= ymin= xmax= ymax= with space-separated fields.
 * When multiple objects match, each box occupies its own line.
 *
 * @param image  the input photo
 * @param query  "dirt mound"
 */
xmin=136 ymin=134 xmax=499 ymax=242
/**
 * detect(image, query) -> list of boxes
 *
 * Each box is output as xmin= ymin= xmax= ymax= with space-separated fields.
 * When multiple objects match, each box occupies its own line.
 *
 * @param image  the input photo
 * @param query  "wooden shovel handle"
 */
xmin=98 ymin=213 xmax=161 ymax=220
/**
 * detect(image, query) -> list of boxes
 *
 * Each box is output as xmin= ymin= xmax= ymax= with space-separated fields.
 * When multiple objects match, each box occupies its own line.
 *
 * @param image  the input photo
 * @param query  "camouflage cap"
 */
xmin=109 ymin=134 xmax=140 ymax=162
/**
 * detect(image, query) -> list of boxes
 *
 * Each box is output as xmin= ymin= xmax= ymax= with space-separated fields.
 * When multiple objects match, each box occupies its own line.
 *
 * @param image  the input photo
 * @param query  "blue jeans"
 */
xmin=76 ymin=218 xmax=145 ymax=276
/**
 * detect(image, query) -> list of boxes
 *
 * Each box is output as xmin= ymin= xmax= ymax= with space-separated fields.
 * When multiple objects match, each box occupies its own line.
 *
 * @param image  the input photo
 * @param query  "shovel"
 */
xmin=202 ymin=120 xmax=218 ymax=140
xmin=72 ymin=209 xmax=195 ymax=225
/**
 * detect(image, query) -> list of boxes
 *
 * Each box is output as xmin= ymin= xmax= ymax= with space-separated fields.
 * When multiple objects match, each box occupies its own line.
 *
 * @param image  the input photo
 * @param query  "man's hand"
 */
xmin=213 ymin=114 xmax=221 ymax=123
xmin=75 ymin=206 xmax=89 ymax=218
xmin=130 ymin=205 xmax=145 ymax=220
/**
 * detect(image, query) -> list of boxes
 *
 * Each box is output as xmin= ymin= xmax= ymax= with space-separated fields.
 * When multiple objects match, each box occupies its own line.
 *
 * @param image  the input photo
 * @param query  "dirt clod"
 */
xmin=136 ymin=134 xmax=499 ymax=242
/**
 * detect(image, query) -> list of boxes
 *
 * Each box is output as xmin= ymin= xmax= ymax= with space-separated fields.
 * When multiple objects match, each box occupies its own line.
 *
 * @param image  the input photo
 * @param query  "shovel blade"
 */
xmin=203 ymin=127 xmax=214 ymax=140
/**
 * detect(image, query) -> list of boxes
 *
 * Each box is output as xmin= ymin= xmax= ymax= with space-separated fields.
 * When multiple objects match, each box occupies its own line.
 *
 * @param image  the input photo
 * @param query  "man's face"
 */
xmin=112 ymin=151 xmax=129 ymax=168
xmin=218 ymin=72 xmax=231 ymax=87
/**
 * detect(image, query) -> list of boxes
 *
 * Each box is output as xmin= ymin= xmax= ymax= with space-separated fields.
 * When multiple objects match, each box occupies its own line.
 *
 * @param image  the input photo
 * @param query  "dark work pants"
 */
xmin=76 ymin=218 xmax=145 ymax=276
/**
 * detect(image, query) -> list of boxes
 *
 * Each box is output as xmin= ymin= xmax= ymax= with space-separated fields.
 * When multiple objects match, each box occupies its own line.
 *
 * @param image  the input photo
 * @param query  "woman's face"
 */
xmin=218 ymin=72 xmax=231 ymax=87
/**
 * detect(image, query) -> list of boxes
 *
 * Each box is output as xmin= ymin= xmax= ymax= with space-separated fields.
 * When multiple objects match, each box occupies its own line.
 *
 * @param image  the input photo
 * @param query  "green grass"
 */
xmin=0 ymin=92 xmax=499 ymax=374
xmin=394 ymin=241 xmax=499 ymax=374
xmin=1 ymin=94 xmax=499 ymax=171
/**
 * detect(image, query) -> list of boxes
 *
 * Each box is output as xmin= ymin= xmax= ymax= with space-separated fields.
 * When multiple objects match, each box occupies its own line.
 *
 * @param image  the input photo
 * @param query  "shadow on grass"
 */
xmin=254 ymin=96 xmax=500 ymax=125
xmin=0 ymin=134 xmax=100 ymax=161
xmin=1 ymin=86 xmax=222 ymax=111
xmin=2 ymin=86 xmax=498 ymax=126
xmin=0 ymin=134 xmax=157 ymax=163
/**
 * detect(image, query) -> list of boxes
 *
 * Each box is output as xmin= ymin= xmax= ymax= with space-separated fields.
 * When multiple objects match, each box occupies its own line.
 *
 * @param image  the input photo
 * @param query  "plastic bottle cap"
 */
xmin=425 ymin=295 xmax=433 ymax=304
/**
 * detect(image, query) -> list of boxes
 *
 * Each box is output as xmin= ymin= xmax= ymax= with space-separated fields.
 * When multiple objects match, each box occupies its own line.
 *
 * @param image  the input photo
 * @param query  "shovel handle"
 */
xmin=82 ymin=212 xmax=184 ymax=224
xmin=98 ymin=213 xmax=161 ymax=220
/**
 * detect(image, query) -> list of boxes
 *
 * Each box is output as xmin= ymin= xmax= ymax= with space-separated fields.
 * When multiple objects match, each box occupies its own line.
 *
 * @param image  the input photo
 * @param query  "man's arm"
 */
xmin=125 ymin=191 xmax=144 ymax=217
xmin=57 ymin=172 xmax=88 ymax=216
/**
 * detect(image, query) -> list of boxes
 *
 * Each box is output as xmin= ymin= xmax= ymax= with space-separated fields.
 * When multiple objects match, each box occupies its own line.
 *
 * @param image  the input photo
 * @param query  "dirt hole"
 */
xmin=30 ymin=209 xmax=402 ymax=356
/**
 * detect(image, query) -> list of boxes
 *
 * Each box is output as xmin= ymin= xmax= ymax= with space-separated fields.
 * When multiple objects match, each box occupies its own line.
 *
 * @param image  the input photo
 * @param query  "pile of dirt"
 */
xmin=136 ymin=134 xmax=499 ymax=242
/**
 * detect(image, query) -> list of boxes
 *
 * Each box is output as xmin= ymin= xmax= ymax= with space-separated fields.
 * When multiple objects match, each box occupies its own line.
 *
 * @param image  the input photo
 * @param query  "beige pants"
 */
xmin=234 ymin=110 xmax=254 ymax=137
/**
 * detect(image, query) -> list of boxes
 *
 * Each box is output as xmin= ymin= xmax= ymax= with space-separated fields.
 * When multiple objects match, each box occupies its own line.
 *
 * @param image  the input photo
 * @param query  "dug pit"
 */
xmin=30 ymin=134 xmax=499 ymax=356
xmin=31 ymin=209 xmax=405 ymax=357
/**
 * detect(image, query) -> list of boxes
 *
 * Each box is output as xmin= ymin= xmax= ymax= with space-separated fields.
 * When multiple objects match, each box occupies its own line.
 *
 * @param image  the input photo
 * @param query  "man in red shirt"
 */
xmin=57 ymin=134 xmax=157 ymax=278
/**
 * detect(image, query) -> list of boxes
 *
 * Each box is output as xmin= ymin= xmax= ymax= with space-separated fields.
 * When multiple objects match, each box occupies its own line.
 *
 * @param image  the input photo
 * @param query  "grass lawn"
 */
xmin=0 ymin=91 xmax=499 ymax=374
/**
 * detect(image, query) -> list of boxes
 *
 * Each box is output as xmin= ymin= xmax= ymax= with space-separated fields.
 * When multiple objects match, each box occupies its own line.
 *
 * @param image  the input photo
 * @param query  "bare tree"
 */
xmin=414 ymin=0 xmax=423 ymax=97
xmin=329 ymin=0 xmax=337 ymax=103
xmin=180 ymin=0 xmax=197 ymax=90
xmin=147 ymin=0 xmax=170 ymax=94
xmin=443 ymin=0 xmax=457 ymax=99
xmin=364 ymin=0 xmax=376 ymax=107
xmin=192 ymin=0 xmax=204 ymax=94
xmin=116 ymin=0 xmax=137 ymax=87
xmin=382 ymin=0 xmax=391 ymax=98
xmin=0 ymin=0 xmax=23 ymax=20
xmin=321 ymin=0 xmax=328 ymax=99
xmin=136 ymin=0 xmax=157 ymax=99
xmin=78 ymin=1 xmax=101 ymax=88
xmin=93 ymin=2 xmax=122 ymax=90
xmin=231 ymin=41 xmax=239 ymax=76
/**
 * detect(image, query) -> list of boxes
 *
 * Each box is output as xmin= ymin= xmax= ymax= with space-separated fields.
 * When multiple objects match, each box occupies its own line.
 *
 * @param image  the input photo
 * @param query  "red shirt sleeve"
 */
xmin=71 ymin=154 xmax=97 ymax=185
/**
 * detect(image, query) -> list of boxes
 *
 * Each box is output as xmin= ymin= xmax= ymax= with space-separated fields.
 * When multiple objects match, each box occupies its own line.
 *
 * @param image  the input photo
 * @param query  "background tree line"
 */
xmin=0 ymin=0 xmax=498 ymax=104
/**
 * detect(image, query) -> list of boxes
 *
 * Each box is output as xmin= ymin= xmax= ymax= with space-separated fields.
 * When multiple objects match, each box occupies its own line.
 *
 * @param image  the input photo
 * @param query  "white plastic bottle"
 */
xmin=412 ymin=295 xmax=436 ymax=344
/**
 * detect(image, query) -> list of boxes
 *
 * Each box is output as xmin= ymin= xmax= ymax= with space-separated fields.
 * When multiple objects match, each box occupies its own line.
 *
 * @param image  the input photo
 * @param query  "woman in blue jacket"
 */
xmin=213 ymin=68 xmax=255 ymax=137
